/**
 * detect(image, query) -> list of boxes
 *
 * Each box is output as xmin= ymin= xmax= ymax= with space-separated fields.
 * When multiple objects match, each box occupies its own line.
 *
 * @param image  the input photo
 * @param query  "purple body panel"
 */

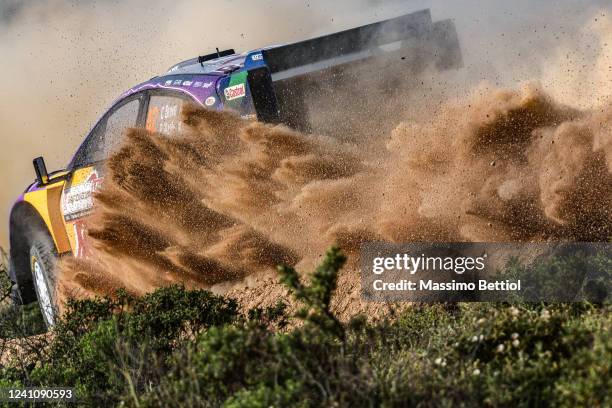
xmin=121 ymin=75 xmax=220 ymax=106
xmin=119 ymin=52 xmax=253 ymax=105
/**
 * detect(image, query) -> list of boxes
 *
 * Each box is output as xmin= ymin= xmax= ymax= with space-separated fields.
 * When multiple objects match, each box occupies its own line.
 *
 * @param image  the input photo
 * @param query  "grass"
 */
xmin=0 ymin=262 xmax=46 ymax=339
xmin=0 ymin=247 xmax=609 ymax=407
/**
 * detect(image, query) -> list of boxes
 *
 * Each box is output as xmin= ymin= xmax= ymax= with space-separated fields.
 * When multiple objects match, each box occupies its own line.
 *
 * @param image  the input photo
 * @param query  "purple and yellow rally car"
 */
xmin=6 ymin=10 xmax=461 ymax=326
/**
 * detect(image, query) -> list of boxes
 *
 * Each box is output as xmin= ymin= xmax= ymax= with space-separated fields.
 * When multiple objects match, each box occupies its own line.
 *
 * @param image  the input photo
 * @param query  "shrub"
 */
xmin=0 ymin=248 xmax=609 ymax=407
xmin=14 ymin=286 xmax=238 ymax=406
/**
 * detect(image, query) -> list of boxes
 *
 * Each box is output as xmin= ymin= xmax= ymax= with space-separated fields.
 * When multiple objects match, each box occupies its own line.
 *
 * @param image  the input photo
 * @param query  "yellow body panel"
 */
xmin=70 ymin=167 xmax=97 ymax=185
xmin=23 ymin=180 xmax=72 ymax=254
xmin=21 ymin=166 xmax=100 ymax=256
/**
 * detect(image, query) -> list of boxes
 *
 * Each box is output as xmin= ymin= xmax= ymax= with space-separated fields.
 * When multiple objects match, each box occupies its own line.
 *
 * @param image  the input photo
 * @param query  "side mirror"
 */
xmin=33 ymin=156 xmax=49 ymax=186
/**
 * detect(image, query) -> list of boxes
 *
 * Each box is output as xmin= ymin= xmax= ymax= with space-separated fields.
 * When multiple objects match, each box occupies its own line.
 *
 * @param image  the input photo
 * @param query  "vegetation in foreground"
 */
xmin=0 ymin=247 xmax=610 ymax=407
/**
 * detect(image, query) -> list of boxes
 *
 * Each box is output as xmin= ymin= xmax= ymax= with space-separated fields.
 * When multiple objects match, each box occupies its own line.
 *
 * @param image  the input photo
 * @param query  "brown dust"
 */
xmin=58 ymin=83 xmax=612 ymax=316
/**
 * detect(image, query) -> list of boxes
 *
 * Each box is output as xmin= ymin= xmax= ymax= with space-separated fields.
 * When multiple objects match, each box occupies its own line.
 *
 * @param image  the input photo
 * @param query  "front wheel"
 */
xmin=30 ymin=236 xmax=58 ymax=328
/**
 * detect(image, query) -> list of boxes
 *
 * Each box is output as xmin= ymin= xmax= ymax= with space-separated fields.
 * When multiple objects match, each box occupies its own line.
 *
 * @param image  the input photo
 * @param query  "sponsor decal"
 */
xmin=73 ymin=220 xmax=90 ymax=258
xmin=251 ymin=53 xmax=263 ymax=61
xmin=160 ymin=103 xmax=179 ymax=120
xmin=158 ymin=103 xmax=182 ymax=134
xmin=205 ymin=96 xmax=216 ymax=106
xmin=193 ymin=81 xmax=203 ymax=87
xmin=62 ymin=170 xmax=104 ymax=222
xmin=224 ymin=83 xmax=246 ymax=100
xmin=202 ymin=81 xmax=214 ymax=88
xmin=164 ymin=80 xmax=173 ymax=85
xmin=146 ymin=106 xmax=160 ymax=132
xmin=182 ymin=80 xmax=193 ymax=86
xmin=173 ymin=79 xmax=182 ymax=85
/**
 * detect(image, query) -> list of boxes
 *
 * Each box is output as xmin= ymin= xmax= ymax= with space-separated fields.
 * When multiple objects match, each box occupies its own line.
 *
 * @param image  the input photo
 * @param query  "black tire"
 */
xmin=29 ymin=233 xmax=59 ymax=328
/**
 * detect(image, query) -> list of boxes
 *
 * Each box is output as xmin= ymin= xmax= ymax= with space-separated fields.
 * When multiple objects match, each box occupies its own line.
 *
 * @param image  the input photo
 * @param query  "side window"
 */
xmin=72 ymin=97 xmax=141 ymax=168
xmin=146 ymin=94 xmax=188 ymax=135
xmin=102 ymin=98 xmax=141 ymax=156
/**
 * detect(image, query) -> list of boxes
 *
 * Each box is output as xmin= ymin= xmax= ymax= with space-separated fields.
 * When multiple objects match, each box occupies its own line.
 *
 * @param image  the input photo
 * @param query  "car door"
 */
xmin=62 ymin=93 xmax=146 ymax=257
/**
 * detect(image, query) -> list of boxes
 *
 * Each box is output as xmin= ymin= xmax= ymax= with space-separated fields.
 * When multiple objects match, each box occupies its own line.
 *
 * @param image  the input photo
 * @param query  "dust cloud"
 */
xmin=1 ymin=1 xmax=610 ymax=313
xmin=2 ymin=0 xmax=609 ymax=248
xmin=0 ymin=0 xmax=383 ymax=247
xmin=2 ymin=0 xmax=611 ymax=250
xmin=58 ymin=82 xmax=611 ymax=312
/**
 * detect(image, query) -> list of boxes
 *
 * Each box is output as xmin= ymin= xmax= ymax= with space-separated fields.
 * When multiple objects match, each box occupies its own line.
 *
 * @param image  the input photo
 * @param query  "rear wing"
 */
xmin=244 ymin=9 xmax=462 ymax=129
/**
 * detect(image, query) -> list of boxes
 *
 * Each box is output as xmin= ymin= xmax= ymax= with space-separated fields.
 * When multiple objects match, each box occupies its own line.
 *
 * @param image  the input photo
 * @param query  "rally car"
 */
xmin=6 ymin=9 xmax=461 ymax=326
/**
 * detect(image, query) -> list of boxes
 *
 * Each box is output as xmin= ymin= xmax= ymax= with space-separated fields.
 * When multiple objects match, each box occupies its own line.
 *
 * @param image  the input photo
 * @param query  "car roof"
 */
xmin=117 ymin=52 xmax=255 ymax=101
xmin=164 ymin=51 xmax=252 ymax=76
xmin=110 ymin=47 xmax=271 ymax=121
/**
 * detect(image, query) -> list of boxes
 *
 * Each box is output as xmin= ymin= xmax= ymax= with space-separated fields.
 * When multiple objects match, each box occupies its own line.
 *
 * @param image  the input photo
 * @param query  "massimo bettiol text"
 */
xmin=360 ymin=242 xmax=611 ymax=302
xmin=372 ymin=252 xmax=520 ymax=292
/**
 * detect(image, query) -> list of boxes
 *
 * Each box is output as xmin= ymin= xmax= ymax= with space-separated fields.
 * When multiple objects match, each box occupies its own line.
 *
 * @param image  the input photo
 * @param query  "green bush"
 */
xmin=0 ymin=302 xmax=46 ymax=339
xmin=0 ymin=267 xmax=46 ymax=339
xmin=0 ymin=247 xmax=609 ymax=407
xmin=500 ymin=247 xmax=611 ymax=303
xmin=13 ymin=286 xmax=238 ymax=406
